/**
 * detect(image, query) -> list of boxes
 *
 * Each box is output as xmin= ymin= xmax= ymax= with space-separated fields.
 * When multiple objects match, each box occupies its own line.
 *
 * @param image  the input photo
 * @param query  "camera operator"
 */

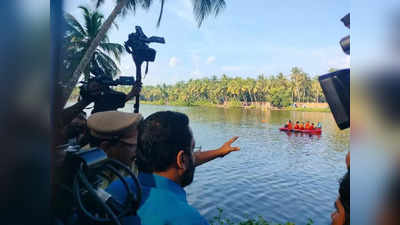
xmin=86 ymin=77 xmax=142 ymax=114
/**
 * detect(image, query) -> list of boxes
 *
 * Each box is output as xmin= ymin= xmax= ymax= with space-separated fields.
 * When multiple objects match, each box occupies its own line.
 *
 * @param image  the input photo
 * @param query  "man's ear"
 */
xmin=176 ymin=150 xmax=186 ymax=170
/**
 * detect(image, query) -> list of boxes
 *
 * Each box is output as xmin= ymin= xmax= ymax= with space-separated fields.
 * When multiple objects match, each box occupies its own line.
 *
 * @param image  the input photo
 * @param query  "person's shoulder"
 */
xmin=139 ymin=196 xmax=209 ymax=225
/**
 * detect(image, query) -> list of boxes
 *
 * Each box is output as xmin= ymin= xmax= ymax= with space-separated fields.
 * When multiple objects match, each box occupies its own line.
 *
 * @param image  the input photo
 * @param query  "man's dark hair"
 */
xmin=339 ymin=170 xmax=350 ymax=225
xmin=136 ymin=111 xmax=192 ymax=173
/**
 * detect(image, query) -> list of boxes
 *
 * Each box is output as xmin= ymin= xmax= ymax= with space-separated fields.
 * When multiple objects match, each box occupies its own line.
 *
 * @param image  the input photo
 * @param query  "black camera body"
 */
xmin=80 ymin=75 xmax=134 ymax=89
xmin=98 ymin=76 xmax=135 ymax=86
xmin=124 ymin=26 xmax=165 ymax=62
xmin=319 ymin=69 xmax=350 ymax=130
xmin=79 ymin=76 xmax=134 ymax=113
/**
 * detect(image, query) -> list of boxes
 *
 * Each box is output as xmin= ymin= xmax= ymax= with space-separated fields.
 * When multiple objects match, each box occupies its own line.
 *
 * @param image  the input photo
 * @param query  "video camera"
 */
xmin=124 ymin=26 xmax=165 ymax=113
xmin=78 ymin=75 xmax=137 ymax=113
xmin=54 ymin=145 xmax=141 ymax=225
xmin=124 ymin=26 xmax=165 ymax=63
xmin=80 ymin=75 xmax=134 ymax=89
xmin=318 ymin=13 xmax=350 ymax=130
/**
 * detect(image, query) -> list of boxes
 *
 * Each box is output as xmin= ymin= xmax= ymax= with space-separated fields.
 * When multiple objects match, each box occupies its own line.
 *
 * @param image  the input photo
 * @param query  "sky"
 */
xmin=65 ymin=0 xmax=350 ymax=85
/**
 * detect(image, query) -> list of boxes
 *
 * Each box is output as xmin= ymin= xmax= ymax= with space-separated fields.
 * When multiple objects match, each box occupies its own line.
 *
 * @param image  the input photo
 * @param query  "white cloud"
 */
xmin=206 ymin=56 xmax=216 ymax=64
xmin=169 ymin=57 xmax=179 ymax=68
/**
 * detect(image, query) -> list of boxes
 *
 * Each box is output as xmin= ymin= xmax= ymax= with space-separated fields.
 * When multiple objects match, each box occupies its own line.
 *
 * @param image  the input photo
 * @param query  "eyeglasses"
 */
xmin=193 ymin=146 xmax=202 ymax=151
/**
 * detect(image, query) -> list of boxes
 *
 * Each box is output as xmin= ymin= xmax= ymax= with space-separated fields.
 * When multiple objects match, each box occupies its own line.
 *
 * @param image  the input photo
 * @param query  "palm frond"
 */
xmin=64 ymin=13 xmax=87 ymax=37
xmin=122 ymin=0 xmax=138 ymax=17
xmin=78 ymin=6 xmax=91 ymax=18
xmin=112 ymin=21 xmax=119 ymax=30
xmin=94 ymin=0 xmax=105 ymax=8
xmin=96 ymin=51 xmax=121 ymax=78
xmin=156 ymin=0 xmax=165 ymax=27
xmin=99 ymin=43 xmax=124 ymax=62
xmin=63 ymin=5 xmax=122 ymax=80
xmin=192 ymin=0 xmax=225 ymax=27
xmin=140 ymin=0 xmax=153 ymax=9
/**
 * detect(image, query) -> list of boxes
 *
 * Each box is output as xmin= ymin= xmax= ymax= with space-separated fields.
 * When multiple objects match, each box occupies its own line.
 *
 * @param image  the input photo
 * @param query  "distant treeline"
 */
xmin=139 ymin=67 xmax=327 ymax=107
xmin=71 ymin=67 xmax=331 ymax=108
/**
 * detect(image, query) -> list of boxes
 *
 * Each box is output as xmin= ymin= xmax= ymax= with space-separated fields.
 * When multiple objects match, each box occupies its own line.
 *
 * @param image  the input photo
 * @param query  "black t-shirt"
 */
xmin=92 ymin=90 xmax=127 ymax=114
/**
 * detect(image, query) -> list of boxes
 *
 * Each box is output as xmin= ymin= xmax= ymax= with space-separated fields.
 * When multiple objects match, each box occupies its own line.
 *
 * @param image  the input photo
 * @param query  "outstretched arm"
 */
xmin=61 ymin=99 xmax=90 ymax=128
xmin=194 ymin=136 xmax=240 ymax=167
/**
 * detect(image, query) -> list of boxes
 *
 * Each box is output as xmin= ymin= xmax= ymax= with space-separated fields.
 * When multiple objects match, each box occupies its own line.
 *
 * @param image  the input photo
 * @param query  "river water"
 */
xmin=117 ymin=104 xmax=349 ymax=224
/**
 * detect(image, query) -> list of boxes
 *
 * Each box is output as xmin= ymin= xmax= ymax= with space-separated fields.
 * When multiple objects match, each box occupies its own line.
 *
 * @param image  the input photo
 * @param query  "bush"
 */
xmin=268 ymin=87 xmax=292 ymax=108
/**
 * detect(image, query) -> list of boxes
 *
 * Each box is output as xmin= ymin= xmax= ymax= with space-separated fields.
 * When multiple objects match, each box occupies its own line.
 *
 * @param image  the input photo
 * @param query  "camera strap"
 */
xmin=145 ymin=61 xmax=149 ymax=75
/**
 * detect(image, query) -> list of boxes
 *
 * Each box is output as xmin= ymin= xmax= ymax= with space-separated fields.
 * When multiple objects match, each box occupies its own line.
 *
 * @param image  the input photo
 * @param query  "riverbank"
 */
xmin=140 ymin=100 xmax=330 ymax=113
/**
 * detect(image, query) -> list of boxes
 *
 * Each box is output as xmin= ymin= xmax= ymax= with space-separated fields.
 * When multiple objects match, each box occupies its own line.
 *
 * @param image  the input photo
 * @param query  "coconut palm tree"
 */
xmin=63 ymin=6 xmax=124 ymax=82
xmin=62 ymin=0 xmax=226 ymax=107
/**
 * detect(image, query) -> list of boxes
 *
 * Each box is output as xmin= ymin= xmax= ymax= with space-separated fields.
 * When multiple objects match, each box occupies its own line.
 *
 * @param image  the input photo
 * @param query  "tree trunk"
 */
xmin=248 ymin=91 xmax=253 ymax=102
xmin=61 ymin=0 xmax=129 ymax=107
xmin=252 ymin=92 xmax=256 ymax=102
xmin=291 ymin=89 xmax=294 ymax=102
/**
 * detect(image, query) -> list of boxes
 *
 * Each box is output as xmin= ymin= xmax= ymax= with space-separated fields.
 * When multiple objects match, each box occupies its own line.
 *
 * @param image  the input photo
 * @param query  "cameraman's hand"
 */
xmin=217 ymin=136 xmax=240 ymax=157
xmin=132 ymin=81 xmax=142 ymax=96
xmin=126 ymin=81 xmax=142 ymax=101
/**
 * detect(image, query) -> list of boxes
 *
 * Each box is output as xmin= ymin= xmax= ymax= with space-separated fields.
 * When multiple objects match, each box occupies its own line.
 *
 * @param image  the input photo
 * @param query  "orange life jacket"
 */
xmin=299 ymin=124 xmax=304 ymax=130
xmin=287 ymin=123 xmax=293 ymax=129
xmin=309 ymin=125 xmax=314 ymax=130
xmin=294 ymin=124 xmax=300 ymax=129
xmin=305 ymin=123 xmax=310 ymax=129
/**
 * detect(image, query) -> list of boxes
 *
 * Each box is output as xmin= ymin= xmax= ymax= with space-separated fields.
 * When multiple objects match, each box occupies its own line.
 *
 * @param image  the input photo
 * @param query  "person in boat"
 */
xmin=305 ymin=121 xmax=310 ymax=130
xmin=299 ymin=122 xmax=305 ymax=130
xmin=294 ymin=121 xmax=300 ymax=129
xmin=309 ymin=123 xmax=315 ymax=130
xmin=285 ymin=120 xmax=293 ymax=129
xmin=317 ymin=122 xmax=322 ymax=129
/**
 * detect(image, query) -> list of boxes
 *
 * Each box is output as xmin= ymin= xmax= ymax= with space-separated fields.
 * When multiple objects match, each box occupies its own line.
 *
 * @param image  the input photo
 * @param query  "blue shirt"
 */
xmin=107 ymin=172 xmax=209 ymax=225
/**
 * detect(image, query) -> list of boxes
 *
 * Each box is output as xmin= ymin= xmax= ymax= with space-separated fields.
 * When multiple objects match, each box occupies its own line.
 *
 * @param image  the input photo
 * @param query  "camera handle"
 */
xmin=133 ymin=57 xmax=144 ymax=113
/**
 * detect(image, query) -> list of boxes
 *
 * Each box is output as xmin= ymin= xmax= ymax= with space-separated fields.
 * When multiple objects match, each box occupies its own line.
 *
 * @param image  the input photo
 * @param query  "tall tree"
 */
xmin=63 ymin=6 xmax=124 ymax=82
xmin=61 ymin=0 xmax=226 ymax=107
